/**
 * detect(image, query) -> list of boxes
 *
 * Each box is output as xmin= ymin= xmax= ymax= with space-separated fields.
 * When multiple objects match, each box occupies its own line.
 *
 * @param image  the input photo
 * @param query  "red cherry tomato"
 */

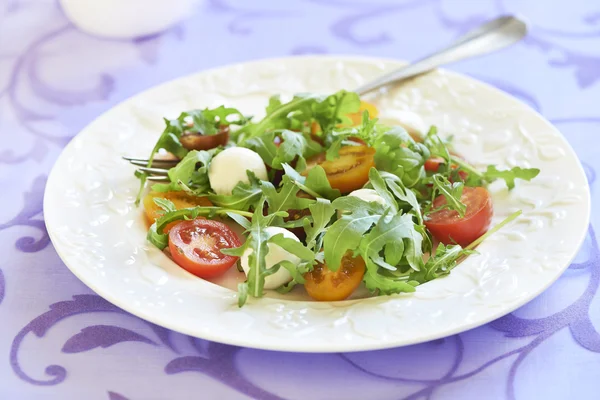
xmin=168 ymin=219 xmax=242 ymax=278
xmin=180 ymin=126 xmax=230 ymax=151
xmin=424 ymin=157 xmax=468 ymax=181
xmin=425 ymin=187 xmax=493 ymax=247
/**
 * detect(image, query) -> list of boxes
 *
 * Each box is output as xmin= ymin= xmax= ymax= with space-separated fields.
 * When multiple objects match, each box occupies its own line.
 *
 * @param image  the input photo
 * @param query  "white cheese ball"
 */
xmin=208 ymin=147 xmax=268 ymax=195
xmin=339 ymin=189 xmax=386 ymax=218
xmin=240 ymin=227 xmax=300 ymax=290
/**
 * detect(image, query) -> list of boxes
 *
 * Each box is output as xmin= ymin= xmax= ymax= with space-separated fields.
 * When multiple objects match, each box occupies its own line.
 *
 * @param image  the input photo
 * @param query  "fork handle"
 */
xmin=354 ymin=15 xmax=527 ymax=96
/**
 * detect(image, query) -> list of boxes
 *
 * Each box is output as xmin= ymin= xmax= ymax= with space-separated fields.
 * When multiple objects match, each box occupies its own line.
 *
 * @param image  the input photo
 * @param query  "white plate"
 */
xmin=44 ymin=56 xmax=590 ymax=352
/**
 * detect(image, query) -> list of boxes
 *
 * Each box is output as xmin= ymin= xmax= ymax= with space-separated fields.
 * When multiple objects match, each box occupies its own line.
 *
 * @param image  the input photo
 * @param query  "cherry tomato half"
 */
xmin=424 ymin=157 xmax=468 ymax=181
xmin=304 ymin=253 xmax=366 ymax=301
xmin=180 ymin=126 xmax=230 ymax=151
xmin=168 ymin=219 xmax=242 ymax=279
xmin=348 ymin=100 xmax=379 ymax=126
xmin=143 ymin=191 xmax=212 ymax=229
xmin=425 ymin=186 xmax=493 ymax=247
xmin=304 ymin=146 xmax=376 ymax=193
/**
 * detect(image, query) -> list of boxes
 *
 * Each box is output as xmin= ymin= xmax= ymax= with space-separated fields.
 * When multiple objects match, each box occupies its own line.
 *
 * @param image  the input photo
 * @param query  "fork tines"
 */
xmin=123 ymin=156 xmax=177 ymax=182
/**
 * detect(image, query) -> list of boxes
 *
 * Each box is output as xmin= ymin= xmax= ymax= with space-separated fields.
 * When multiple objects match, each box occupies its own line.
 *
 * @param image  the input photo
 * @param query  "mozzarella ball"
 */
xmin=339 ymin=189 xmax=386 ymax=218
xmin=240 ymin=227 xmax=300 ymax=290
xmin=208 ymin=147 xmax=268 ymax=195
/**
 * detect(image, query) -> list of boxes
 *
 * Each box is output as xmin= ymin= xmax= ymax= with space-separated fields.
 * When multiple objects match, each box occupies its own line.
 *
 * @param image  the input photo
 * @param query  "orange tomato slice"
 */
xmin=304 ymin=253 xmax=366 ymax=301
xmin=304 ymin=146 xmax=375 ymax=194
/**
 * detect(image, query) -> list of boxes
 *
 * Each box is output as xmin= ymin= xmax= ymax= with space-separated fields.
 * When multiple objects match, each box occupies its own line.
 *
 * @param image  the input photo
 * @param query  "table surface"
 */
xmin=2 ymin=1 xmax=599 ymax=399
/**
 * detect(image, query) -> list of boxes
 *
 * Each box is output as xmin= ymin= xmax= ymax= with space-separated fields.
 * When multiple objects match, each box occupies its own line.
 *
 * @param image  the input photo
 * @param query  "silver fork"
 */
xmin=124 ymin=15 xmax=527 ymax=179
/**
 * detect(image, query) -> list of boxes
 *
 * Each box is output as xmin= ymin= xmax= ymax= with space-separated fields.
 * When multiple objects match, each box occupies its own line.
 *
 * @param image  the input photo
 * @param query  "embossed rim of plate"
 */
xmin=44 ymin=55 xmax=591 ymax=352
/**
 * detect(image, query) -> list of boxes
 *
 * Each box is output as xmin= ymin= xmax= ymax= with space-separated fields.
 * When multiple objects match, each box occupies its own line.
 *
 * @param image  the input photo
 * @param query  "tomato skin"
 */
xmin=348 ymin=101 xmax=379 ymax=126
xmin=180 ymin=126 xmax=229 ymax=151
xmin=304 ymin=253 xmax=366 ymax=301
xmin=425 ymin=187 xmax=493 ymax=247
xmin=168 ymin=219 xmax=242 ymax=279
xmin=424 ymin=157 xmax=468 ymax=181
xmin=143 ymin=191 xmax=212 ymax=230
xmin=305 ymin=146 xmax=376 ymax=194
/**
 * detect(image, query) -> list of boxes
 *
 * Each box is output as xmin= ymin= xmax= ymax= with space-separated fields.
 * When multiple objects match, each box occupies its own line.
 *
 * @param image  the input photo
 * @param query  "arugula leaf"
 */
xmin=153 ymin=197 xmax=176 ymax=213
xmin=323 ymin=208 xmax=380 ymax=272
xmin=423 ymin=126 xmax=451 ymax=162
xmin=304 ymin=166 xmax=341 ymax=200
xmin=429 ymin=174 xmax=466 ymax=217
xmin=368 ymin=168 xmax=398 ymax=213
xmin=359 ymin=212 xmax=426 ymax=294
xmin=313 ymin=90 xmax=361 ymax=133
xmin=332 ymin=195 xmax=387 ymax=217
xmin=237 ymin=282 xmax=249 ymax=307
xmin=268 ymin=234 xmax=315 ymax=261
xmin=282 ymin=163 xmax=341 ymax=200
xmin=187 ymin=106 xmax=246 ymax=135
xmin=483 ymin=165 xmax=540 ymax=190
xmin=410 ymin=244 xmax=470 ymax=282
xmin=245 ymin=130 xmax=322 ymax=170
xmin=371 ymin=126 xmax=430 ymax=187
xmin=244 ymin=201 xmax=271 ymax=301
xmin=363 ymin=267 xmax=416 ymax=295
xmin=208 ymin=171 xmax=263 ymax=211
xmin=151 ymin=150 xmax=215 ymax=194
xmin=261 ymin=176 xmax=314 ymax=225
xmin=244 ymin=133 xmax=279 ymax=168
xmin=380 ymin=172 xmax=423 ymax=224
xmin=236 ymin=94 xmax=320 ymax=142
xmin=303 ymin=198 xmax=335 ymax=251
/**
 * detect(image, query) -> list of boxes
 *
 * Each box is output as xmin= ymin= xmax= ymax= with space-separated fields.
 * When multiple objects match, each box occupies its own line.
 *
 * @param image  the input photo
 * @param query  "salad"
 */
xmin=135 ymin=90 xmax=539 ymax=306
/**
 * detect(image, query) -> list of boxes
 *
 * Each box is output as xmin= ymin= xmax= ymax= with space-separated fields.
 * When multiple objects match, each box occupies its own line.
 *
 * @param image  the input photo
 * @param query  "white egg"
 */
xmin=208 ymin=147 xmax=268 ymax=196
xmin=240 ymin=227 xmax=300 ymax=290
xmin=339 ymin=189 xmax=386 ymax=218
xmin=378 ymin=109 xmax=427 ymax=137
xmin=60 ymin=0 xmax=198 ymax=39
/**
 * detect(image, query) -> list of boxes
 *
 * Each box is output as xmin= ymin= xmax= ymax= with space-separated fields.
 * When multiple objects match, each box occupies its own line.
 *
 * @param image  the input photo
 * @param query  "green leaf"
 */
xmin=371 ymin=126 xmax=430 ymax=188
xmin=363 ymin=267 xmax=416 ymax=295
xmin=313 ymin=90 xmax=360 ymax=133
xmin=244 ymin=133 xmax=279 ymax=168
xmin=332 ymin=195 xmax=387 ymax=217
xmin=226 ymin=212 xmax=251 ymax=230
xmin=153 ymin=198 xmax=176 ymax=213
xmin=185 ymin=106 xmax=246 ymax=136
xmin=236 ymin=94 xmax=320 ymax=142
xmin=368 ymin=168 xmax=398 ymax=213
xmin=423 ymin=126 xmax=451 ymax=162
xmin=208 ymin=171 xmax=263 ymax=211
xmin=323 ymin=209 xmax=380 ymax=272
xmin=261 ymin=176 xmax=314 ymax=225
xmin=304 ymin=166 xmax=341 ymax=200
xmin=303 ymin=198 xmax=335 ymax=251
xmin=268 ymin=234 xmax=315 ymax=261
xmin=483 ymin=165 xmax=540 ymax=190
xmin=237 ymin=282 xmax=249 ymax=307
xmin=244 ymin=199 xmax=271 ymax=299
xmin=360 ymin=212 xmax=424 ymax=273
xmin=429 ymin=174 xmax=466 ymax=217
xmin=282 ymin=163 xmax=341 ymax=200
xmin=384 ymin=175 xmax=423 ymax=225
xmin=325 ymin=137 xmax=344 ymax=161
xmin=410 ymin=243 xmax=470 ymax=283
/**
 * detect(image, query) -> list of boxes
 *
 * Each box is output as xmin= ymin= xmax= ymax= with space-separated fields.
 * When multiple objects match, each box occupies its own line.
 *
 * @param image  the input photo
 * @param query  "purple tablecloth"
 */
xmin=2 ymin=1 xmax=599 ymax=399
